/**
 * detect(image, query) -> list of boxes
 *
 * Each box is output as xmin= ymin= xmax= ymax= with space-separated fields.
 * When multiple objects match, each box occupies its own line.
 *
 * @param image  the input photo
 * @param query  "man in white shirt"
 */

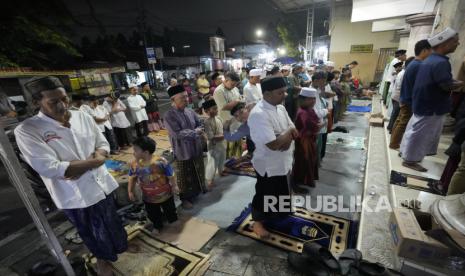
xmin=103 ymin=93 xmax=132 ymax=149
xmin=248 ymin=76 xmax=298 ymax=238
xmin=311 ymin=72 xmax=329 ymax=162
xmin=243 ymin=69 xmax=263 ymax=104
xmin=81 ymin=95 xmax=119 ymax=154
xmin=383 ymin=49 xmax=406 ymax=104
xmin=14 ymin=76 xmax=128 ymax=275
xmin=127 ymin=83 xmax=149 ymax=137
xmin=213 ymin=72 xmax=244 ymax=158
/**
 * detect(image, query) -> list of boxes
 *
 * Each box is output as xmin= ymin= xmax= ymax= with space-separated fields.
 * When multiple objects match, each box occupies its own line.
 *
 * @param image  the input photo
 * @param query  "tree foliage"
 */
xmin=0 ymin=0 xmax=82 ymax=68
xmin=276 ymin=22 xmax=301 ymax=58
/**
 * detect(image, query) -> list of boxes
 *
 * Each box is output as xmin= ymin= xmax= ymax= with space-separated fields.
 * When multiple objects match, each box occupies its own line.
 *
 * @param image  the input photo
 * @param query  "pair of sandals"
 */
xmin=288 ymin=242 xmax=399 ymax=275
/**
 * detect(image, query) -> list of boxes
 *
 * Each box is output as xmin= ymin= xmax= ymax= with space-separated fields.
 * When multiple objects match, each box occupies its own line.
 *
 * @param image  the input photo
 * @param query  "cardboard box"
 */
xmin=389 ymin=208 xmax=451 ymax=264
xmin=369 ymin=117 xmax=384 ymax=127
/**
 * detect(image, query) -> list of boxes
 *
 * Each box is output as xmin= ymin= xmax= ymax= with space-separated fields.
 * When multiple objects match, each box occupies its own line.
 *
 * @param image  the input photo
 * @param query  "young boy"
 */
xmin=202 ymin=99 xmax=226 ymax=190
xmin=128 ymin=136 xmax=179 ymax=234
xmin=292 ymin=87 xmax=321 ymax=191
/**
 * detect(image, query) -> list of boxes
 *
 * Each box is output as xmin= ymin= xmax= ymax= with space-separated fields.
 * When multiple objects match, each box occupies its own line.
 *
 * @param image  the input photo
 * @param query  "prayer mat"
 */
xmin=105 ymin=159 xmax=130 ymax=184
xmin=349 ymin=99 xmax=372 ymax=107
xmin=228 ymin=205 xmax=358 ymax=256
xmin=326 ymin=133 xmax=366 ymax=150
xmin=390 ymin=170 xmax=445 ymax=195
xmin=85 ymin=227 xmax=211 ymax=276
xmin=347 ymin=104 xmax=372 ymax=113
xmin=223 ymin=156 xmax=257 ymax=178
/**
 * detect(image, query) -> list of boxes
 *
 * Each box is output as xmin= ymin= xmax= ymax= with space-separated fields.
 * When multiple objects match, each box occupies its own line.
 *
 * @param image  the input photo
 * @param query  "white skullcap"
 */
xmin=300 ymin=87 xmax=317 ymax=98
xmin=128 ymin=83 xmax=137 ymax=89
xmin=326 ymin=61 xmax=335 ymax=67
xmin=249 ymin=69 xmax=264 ymax=77
xmin=428 ymin=27 xmax=458 ymax=47
xmin=265 ymin=64 xmax=274 ymax=71
xmin=281 ymin=65 xmax=291 ymax=71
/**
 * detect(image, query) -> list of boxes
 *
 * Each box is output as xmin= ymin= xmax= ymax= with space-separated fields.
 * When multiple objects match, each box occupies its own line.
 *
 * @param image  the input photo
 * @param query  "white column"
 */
xmin=396 ymin=29 xmax=410 ymax=51
xmin=405 ymin=13 xmax=436 ymax=56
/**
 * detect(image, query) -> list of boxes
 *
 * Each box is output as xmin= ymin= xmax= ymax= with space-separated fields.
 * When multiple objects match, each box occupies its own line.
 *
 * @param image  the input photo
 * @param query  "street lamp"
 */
xmin=255 ymin=29 xmax=263 ymax=38
xmin=183 ymin=45 xmax=190 ymax=56
xmin=278 ymin=48 xmax=287 ymax=56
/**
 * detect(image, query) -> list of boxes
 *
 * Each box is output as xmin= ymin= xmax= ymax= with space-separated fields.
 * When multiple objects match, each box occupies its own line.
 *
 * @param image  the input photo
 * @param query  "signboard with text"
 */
xmin=350 ymin=44 xmax=374 ymax=53
xmin=146 ymin=47 xmax=157 ymax=64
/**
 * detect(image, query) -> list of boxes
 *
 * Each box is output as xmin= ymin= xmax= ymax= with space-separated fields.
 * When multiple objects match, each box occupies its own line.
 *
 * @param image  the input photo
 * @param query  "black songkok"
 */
xmin=167 ymin=85 xmax=185 ymax=98
xmin=260 ymin=76 xmax=287 ymax=92
xmin=24 ymin=76 xmax=64 ymax=95
xmin=202 ymin=99 xmax=217 ymax=110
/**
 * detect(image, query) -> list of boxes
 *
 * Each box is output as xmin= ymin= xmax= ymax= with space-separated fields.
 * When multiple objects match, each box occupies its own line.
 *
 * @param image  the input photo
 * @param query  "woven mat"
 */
xmin=85 ymin=227 xmax=211 ymax=276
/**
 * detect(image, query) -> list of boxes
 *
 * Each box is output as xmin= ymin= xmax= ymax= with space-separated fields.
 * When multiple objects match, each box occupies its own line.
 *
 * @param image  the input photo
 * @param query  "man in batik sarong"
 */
xmin=164 ymin=85 xmax=206 ymax=209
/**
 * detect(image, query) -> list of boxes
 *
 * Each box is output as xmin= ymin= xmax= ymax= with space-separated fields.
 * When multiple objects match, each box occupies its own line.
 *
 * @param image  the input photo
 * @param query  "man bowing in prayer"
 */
xmin=401 ymin=27 xmax=463 ymax=172
xmin=14 ymin=76 xmax=128 ymax=276
xmin=164 ymin=85 xmax=206 ymax=209
xmin=248 ymin=76 xmax=298 ymax=238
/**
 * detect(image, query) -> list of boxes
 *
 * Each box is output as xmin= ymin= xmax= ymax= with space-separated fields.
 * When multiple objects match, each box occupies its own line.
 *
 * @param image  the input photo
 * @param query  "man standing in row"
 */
xmin=243 ymin=69 xmax=263 ymax=104
xmin=248 ymin=76 xmax=298 ymax=238
xmin=213 ymin=72 xmax=243 ymax=158
xmin=401 ymin=28 xmax=462 ymax=172
xmin=164 ymin=85 xmax=206 ymax=209
xmin=127 ymin=83 xmax=149 ymax=137
xmin=383 ymin=50 xmax=406 ymax=104
xmin=389 ymin=40 xmax=432 ymax=149
xmin=15 ymin=76 xmax=128 ymax=275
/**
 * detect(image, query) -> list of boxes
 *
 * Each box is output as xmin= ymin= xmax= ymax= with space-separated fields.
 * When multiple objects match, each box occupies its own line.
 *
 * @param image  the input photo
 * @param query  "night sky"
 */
xmin=62 ymin=0 xmax=288 ymax=44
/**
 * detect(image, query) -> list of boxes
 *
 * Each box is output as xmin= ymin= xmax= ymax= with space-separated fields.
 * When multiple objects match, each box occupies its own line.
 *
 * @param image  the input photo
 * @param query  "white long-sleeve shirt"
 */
xmin=391 ymin=69 xmax=405 ymax=102
xmin=313 ymin=87 xmax=328 ymax=133
xmin=103 ymin=100 xmax=131 ymax=128
xmin=243 ymin=82 xmax=262 ymax=104
xmin=14 ymin=111 xmax=118 ymax=209
xmin=79 ymin=104 xmax=112 ymax=132
xmin=127 ymin=94 xmax=148 ymax=123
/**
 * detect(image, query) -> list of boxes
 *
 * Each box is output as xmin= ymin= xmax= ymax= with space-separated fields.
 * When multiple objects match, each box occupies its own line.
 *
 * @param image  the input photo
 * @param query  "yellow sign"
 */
xmin=350 ymin=44 xmax=373 ymax=53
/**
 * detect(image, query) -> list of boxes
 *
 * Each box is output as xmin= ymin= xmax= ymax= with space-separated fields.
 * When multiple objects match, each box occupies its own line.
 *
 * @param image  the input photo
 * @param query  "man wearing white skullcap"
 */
xmin=325 ymin=61 xmax=335 ymax=72
xmin=401 ymin=27 xmax=463 ymax=172
xmin=243 ymin=69 xmax=264 ymax=104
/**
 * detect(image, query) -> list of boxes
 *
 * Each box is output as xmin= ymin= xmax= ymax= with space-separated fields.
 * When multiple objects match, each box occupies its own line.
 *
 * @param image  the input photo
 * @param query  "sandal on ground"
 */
xmin=402 ymin=161 xmax=427 ymax=172
xmin=303 ymin=242 xmax=340 ymax=272
xmin=338 ymin=248 xmax=363 ymax=275
xmin=287 ymin=252 xmax=330 ymax=276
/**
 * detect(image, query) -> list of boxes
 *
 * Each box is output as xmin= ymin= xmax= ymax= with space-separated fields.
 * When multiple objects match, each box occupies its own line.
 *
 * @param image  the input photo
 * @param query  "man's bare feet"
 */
xmin=252 ymin=221 xmax=270 ymax=239
xmin=96 ymin=259 xmax=114 ymax=276
xmin=402 ymin=161 xmax=428 ymax=172
xmin=207 ymin=181 xmax=215 ymax=191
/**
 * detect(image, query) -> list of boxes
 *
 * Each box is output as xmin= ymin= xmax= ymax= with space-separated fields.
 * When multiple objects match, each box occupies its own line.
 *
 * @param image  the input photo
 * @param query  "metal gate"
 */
xmin=374 ymin=48 xmax=397 ymax=83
